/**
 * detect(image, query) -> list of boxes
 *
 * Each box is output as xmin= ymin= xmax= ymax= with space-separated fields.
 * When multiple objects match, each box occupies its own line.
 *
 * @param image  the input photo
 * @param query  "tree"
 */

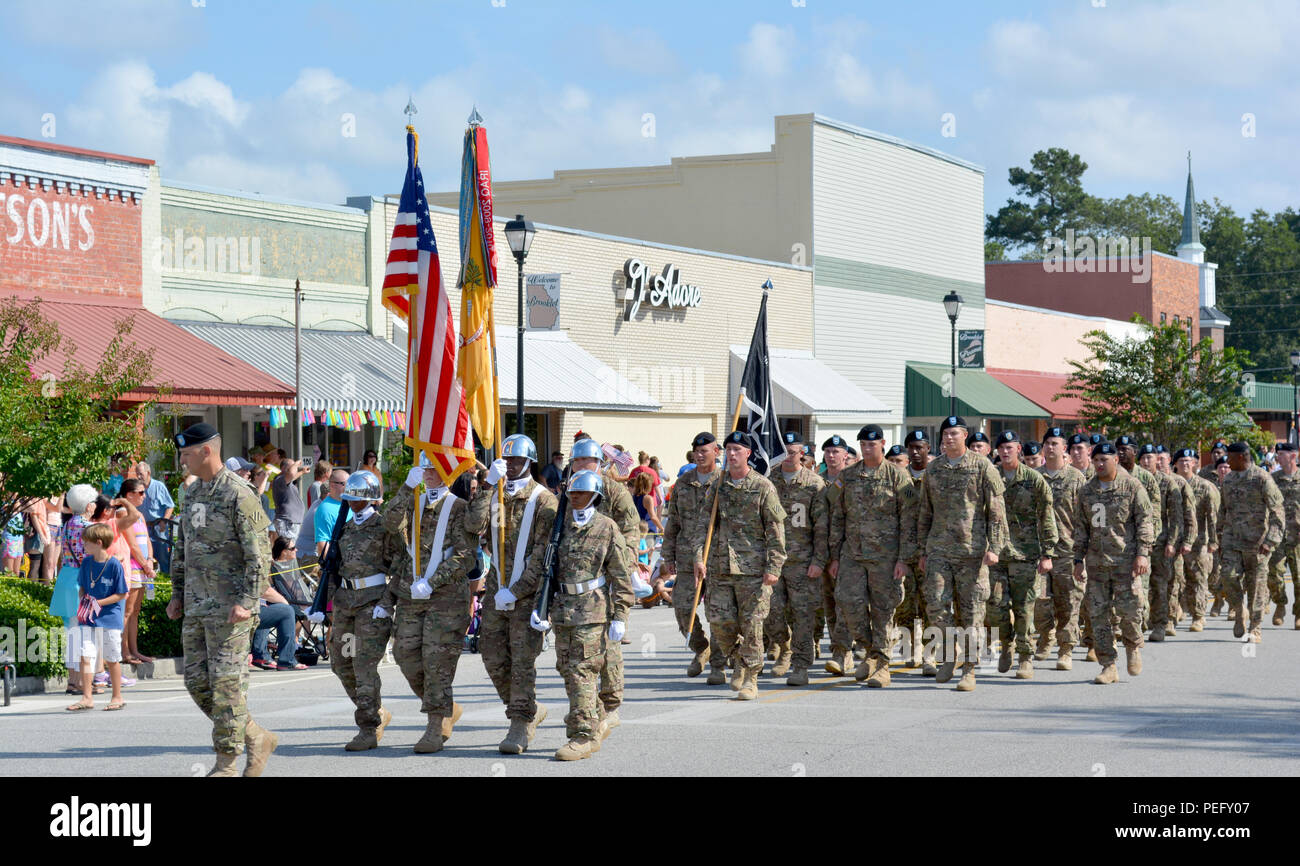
xmin=985 ymin=148 xmax=1093 ymax=258
xmin=1082 ymin=192 xmax=1181 ymax=254
xmin=1058 ymin=317 xmax=1262 ymax=452
xmin=1219 ymin=207 xmax=1300 ymax=383
xmin=0 ymin=298 xmax=170 ymax=532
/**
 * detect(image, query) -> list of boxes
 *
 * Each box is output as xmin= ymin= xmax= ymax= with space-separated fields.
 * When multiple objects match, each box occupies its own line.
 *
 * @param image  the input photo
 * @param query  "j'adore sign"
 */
xmin=622 ymin=258 xmax=703 ymax=322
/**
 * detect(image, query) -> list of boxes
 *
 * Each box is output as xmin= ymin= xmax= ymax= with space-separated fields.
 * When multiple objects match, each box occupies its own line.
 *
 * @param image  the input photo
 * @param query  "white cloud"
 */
xmin=739 ymin=23 xmax=796 ymax=80
xmin=164 ymin=72 xmax=249 ymax=127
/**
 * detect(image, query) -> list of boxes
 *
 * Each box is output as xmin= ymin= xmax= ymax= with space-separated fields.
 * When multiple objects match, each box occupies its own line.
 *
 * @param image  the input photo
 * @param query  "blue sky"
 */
xmin=6 ymin=0 xmax=1297 ymax=221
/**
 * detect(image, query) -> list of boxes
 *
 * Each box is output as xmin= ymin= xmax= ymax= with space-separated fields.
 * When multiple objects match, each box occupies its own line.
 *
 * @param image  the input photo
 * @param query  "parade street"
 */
xmin=4 ymin=604 xmax=1297 ymax=778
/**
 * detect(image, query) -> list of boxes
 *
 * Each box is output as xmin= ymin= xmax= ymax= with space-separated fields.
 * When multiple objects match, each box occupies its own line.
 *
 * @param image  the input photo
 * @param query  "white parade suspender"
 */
xmin=491 ymin=482 xmax=543 ymax=590
xmin=420 ymin=493 xmax=459 ymax=583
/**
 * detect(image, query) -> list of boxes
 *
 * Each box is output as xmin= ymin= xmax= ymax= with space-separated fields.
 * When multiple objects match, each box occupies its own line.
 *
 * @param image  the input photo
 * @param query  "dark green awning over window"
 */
xmin=906 ymin=362 xmax=1048 ymax=419
xmin=1247 ymin=381 xmax=1297 ymax=413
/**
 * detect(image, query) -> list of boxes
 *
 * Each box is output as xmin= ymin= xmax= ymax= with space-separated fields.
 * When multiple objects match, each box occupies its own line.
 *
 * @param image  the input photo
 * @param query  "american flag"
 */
xmin=382 ymin=128 xmax=475 ymax=484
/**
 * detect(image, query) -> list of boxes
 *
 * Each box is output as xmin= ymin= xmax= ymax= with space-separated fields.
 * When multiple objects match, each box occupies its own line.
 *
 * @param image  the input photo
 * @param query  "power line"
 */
xmin=1227 ymin=326 xmax=1300 ymax=336
xmin=1218 ymin=268 xmax=1300 ymax=279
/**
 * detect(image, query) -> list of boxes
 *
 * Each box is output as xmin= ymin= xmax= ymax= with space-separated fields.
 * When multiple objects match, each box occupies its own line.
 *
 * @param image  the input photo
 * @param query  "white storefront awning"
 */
xmin=493 ymin=328 xmax=660 ymax=411
xmin=730 ymin=346 xmax=890 ymax=417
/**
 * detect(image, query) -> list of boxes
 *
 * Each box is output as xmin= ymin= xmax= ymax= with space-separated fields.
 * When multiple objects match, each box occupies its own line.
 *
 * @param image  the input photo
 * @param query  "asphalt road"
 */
xmin=4 ymin=604 xmax=1298 ymax=777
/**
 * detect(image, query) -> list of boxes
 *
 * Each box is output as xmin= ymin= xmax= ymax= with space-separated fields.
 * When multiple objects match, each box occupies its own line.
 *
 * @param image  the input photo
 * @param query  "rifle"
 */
xmin=308 ymin=502 xmax=349 ymax=624
xmin=533 ymin=484 xmax=570 ymax=626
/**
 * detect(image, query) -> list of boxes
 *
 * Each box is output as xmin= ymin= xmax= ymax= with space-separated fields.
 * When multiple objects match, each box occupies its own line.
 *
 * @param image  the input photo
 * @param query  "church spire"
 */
xmin=1179 ymin=151 xmax=1201 ymax=248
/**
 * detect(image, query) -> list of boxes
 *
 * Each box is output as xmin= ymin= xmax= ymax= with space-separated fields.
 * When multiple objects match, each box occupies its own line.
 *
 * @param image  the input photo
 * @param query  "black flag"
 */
xmin=739 ymin=282 xmax=784 ymax=474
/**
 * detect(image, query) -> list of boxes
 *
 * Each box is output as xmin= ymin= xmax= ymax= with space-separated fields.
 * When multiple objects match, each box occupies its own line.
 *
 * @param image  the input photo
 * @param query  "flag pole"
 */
xmin=685 ymin=386 xmax=747 ymax=644
xmin=487 ymin=306 xmax=507 ymax=590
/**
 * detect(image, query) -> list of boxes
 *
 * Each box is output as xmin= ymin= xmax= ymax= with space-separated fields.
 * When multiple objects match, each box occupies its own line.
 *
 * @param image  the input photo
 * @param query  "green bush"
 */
xmin=0 ymin=580 xmax=68 ymax=679
xmin=137 ymin=582 xmax=182 ymax=660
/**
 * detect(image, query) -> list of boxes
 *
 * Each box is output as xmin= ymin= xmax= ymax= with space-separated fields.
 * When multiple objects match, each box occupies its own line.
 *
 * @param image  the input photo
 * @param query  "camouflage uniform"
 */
xmin=1127 ymin=464 xmax=1163 ymax=625
xmin=990 ymin=462 xmax=1057 ymax=658
xmin=1266 ymin=469 xmax=1300 ymax=619
xmin=174 ymin=466 xmax=272 ymax=755
xmin=551 ymin=511 xmax=633 ymax=740
xmin=1073 ymin=473 xmax=1154 ymax=669
xmin=766 ymin=467 xmax=826 ymax=674
xmin=381 ymin=485 xmax=476 ymax=721
xmin=1147 ymin=469 xmax=1190 ymax=635
xmin=814 ymin=470 xmax=853 ymax=658
xmin=466 ymin=477 xmax=558 ymax=724
xmin=828 ymin=459 xmax=913 ymax=667
xmin=915 ymin=452 xmax=1009 ymax=669
xmin=894 ymin=468 xmax=929 ymax=653
xmin=326 ymin=507 xmax=398 ymax=732
xmin=1166 ymin=473 xmax=1197 ymax=622
xmin=694 ymin=471 xmax=787 ymax=677
xmin=1033 ymin=465 xmax=1086 ymax=652
xmin=1218 ymin=464 xmax=1284 ymax=637
xmin=1200 ymin=465 xmax=1226 ymax=605
xmin=1181 ymin=475 xmax=1219 ymax=621
xmin=660 ymin=467 xmax=719 ymax=658
xmin=596 ymin=474 xmax=639 ymax=714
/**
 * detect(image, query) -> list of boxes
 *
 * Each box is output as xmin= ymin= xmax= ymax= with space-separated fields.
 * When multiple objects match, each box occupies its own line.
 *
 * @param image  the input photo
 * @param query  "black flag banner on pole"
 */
xmin=739 ymin=280 xmax=785 ymax=474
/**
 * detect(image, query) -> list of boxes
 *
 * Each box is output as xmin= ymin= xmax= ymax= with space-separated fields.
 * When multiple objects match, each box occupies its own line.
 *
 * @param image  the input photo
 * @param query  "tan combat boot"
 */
xmin=1148 ymin=626 xmax=1164 ymax=642
xmin=1093 ymin=664 xmax=1119 ymax=684
xmin=207 ymin=752 xmax=239 ymax=777
xmin=1232 ymin=606 xmax=1245 ymax=639
xmin=1126 ymin=647 xmax=1142 ymax=676
xmin=345 ymin=729 xmax=379 ymax=752
xmin=735 ymin=667 xmax=759 ymax=701
xmin=604 ymin=709 xmax=621 ymax=730
xmin=1085 ymin=647 xmax=1098 ymax=663
xmin=771 ymin=648 xmax=793 ymax=678
xmin=1165 ymin=621 xmax=1176 ymax=636
xmin=1056 ymin=644 xmax=1073 ymax=671
xmin=955 ymin=663 xmax=977 ymax=692
xmin=1209 ymin=596 xmax=1223 ymax=617
xmin=866 ymin=660 xmax=891 ymax=688
xmin=554 ymin=734 xmax=598 ymax=761
xmin=921 ymin=645 xmax=939 ymax=677
xmin=786 ymin=667 xmax=809 ymax=687
xmin=997 ymin=646 xmax=1013 ymax=673
xmin=1248 ymin=628 xmax=1261 ymax=644
xmin=1190 ymin=617 xmax=1205 ymax=632
xmin=441 ymin=702 xmax=464 ymax=742
xmin=853 ymin=655 xmax=878 ymax=682
xmin=1294 ymin=614 xmax=1300 ymax=630
xmin=1034 ymin=632 xmax=1051 ymax=661
xmin=824 ymin=651 xmax=849 ymax=676
xmin=1015 ymin=654 xmax=1034 ymax=680
xmin=596 ymin=717 xmax=611 ymax=743
xmin=730 ymin=664 xmax=747 ymax=691
xmin=523 ymin=703 xmax=547 ymax=750
xmin=705 ymin=665 xmax=727 ymax=685
xmin=1273 ymin=603 xmax=1285 ymax=627
xmin=935 ymin=658 xmax=957 ymax=683
xmin=374 ymin=707 xmax=393 ymax=743
xmin=498 ymin=718 xmax=529 ymax=754
xmin=686 ymin=647 xmax=710 ymax=678
xmin=243 ymin=721 xmax=278 ymax=777
xmin=414 ymin=716 xmax=445 ymax=754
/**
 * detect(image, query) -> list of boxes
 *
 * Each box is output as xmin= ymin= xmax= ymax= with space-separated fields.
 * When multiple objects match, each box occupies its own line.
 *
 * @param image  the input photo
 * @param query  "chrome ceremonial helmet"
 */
xmin=570 ymin=437 xmax=604 ymax=462
xmin=568 ymin=469 xmax=605 ymax=508
xmin=501 ymin=433 xmax=538 ymax=463
xmin=340 ymin=470 xmax=382 ymax=502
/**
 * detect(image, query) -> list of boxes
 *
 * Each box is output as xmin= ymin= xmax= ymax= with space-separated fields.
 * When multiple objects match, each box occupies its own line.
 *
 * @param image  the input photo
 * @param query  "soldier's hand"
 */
xmin=983 ymin=550 xmax=999 ymax=567
xmin=1209 ymin=544 xmax=1217 ymax=553
xmin=1180 ymin=544 xmax=1192 ymax=555
xmin=166 ymin=597 xmax=182 ymax=620
xmin=762 ymin=572 xmax=779 ymax=586
xmin=694 ymin=562 xmax=705 ymax=582
xmin=1260 ymin=544 xmax=1272 ymax=557
xmin=1132 ymin=555 xmax=1150 ymax=577
xmin=1037 ymin=557 xmax=1052 ymax=574
xmin=1165 ymin=544 xmax=1175 ymax=558
xmin=529 ymin=610 xmax=550 ymax=633
xmin=807 ymin=564 xmax=824 ymax=579
xmin=228 ymin=604 xmax=252 ymax=624
xmin=827 ymin=560 xmax=839 ymax=580
xmin=892 ymin=560 xmax=906 ymax=583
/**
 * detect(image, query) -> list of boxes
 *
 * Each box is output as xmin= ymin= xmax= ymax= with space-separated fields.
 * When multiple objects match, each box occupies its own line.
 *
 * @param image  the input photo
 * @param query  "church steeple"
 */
xmin=1179 ymin=151 xmax=1201 ymax=248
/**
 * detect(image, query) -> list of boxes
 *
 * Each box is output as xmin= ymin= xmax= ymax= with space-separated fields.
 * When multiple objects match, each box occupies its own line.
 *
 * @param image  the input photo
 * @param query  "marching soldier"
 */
xmin=766 ymin=431 xmax=826 ymax=686
xmin=166 ymin=423 xmax=278 ymax=777
xmin=815 ymin=435 xmax=854 ymax=675
xmin=309 ymin=470 xmax=398 ymax=752
xmin=467 ymin=433 xmax=558 ymax=754
xmin=1138 ymin=443 xmax=1194 ymax=641
xmin=1173 ymin=448 xmax=1218 ymax=632
xmin=380 ymin=456 xmax=477 ymax=753
xmin=1033 ymin=427 xmax=1088 ymax=670
xmin=915 ymin=416 xmax=1009 ymax=692
xmin=1200 ymin=440 xmax=1229 ymax=485
xmin=827 ymin=425 xmax=913 ymax=687
xmin=1209 ymin=453 xmax=1231 ymax=616
xmin=1218 ymin=442 xmax=1284 ymax=643
xmin=569 ymin=437 xmax=637 ymax=729
xmin=659 ymin=432 xmax=719 ymax=678
xmin=1073 ymin=441 xmax=1153 ymax=684
xmin=989 ymin=431 xmax=1057 ymax=680
xmin=1023 ymin=441 xmax=1044 ymax=470
xmin=885 ymin=444 xmax=908 ymax=467
xmin=693 ymin=431 xmax=787 ymax=700
xmin=967 ymin=430 xmax=993 ymax=459
xmin=530 ymin=470 xmax=633 ymax=761
xmin=1154 ymin=445 xmax=1196 ymax=625
xmin=1266 ymin=442 xmax=1300 ymax=629
xmin=1067 ymin=433 xmax=1095 ymax=480
xmin=1117 ymin=435 xmax=1162 ymax=629
xmin=896 ymin=430 xmax=935 ymax=673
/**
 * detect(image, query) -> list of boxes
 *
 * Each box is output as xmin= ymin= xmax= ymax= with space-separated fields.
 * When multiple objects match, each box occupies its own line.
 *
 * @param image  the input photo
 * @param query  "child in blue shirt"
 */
xmin=67 ymin=522 xmax=129 ymax=712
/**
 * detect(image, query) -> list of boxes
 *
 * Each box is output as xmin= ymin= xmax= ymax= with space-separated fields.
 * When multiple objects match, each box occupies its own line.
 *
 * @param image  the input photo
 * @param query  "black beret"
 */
xmin=691 ymin=431 xmax=717 ymax=448
xmin=1212 ymin=440 xmax=1228 ymax=451
xmin=1175 ymin=448 xmax=1197 ymax=460
xmin=1043 ymin=426 xmax=1066 ymax=442
xmin=1116 ymin=434 xmax=1136 ymax=447
xmin=1092 ymin=442 xmax=1117 ymax=457
xmin=886 ymin=444 xmax=905 ymax=457
xmin=782 ymin=430 xmax=804 ymax=446
xmin=722 ymin=431 xmax=753 ymax=449
xmin=1215 ymin=455 xmax=1229 ymax=466
xmin=1226 ymin=441 xmax=1250 ymax=454
xmin=1067 ymin=433 xmax=1087 ymax=447
xmin=1277 ymin=443 xmax=1298 ymax=453
xmin=1138 ymin=443 xmax=1157 ymax=455
xmin=904 ymin=429 xmax=928 ymax=443
xmin=939 ymin=415 xmax=968 ymax=433
xmin=822 ymin=435 xmax=847 ymax=450
xmin=175 ymin=422 xmax=219 ymax=449
xmin=845 ymin=445 xmax=858 ymax=456
xmin=995 ymin=430 xmax=1019 ymax=446
xmin=966 ymin=431 xmax=990 ymax=445
xmin=1088 ymin=433 xmax=1104 ymax=446
xmin=1155 ymin=444 xmax=1168 ymax=454
xmin=1023 ymin=442 xmax=1041 ymax=456
xmin=857 ymin=424 xmax=884 ymax=441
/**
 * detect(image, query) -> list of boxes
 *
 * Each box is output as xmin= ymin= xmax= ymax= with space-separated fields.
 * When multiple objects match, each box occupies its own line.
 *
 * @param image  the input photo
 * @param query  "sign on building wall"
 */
xmin=525 ymin=272 xmax=561 ymax=330
xmin=623 ymin=258 xmax=703 ymax=321
xmin=958 ymin=329 xmax=984 ymax=369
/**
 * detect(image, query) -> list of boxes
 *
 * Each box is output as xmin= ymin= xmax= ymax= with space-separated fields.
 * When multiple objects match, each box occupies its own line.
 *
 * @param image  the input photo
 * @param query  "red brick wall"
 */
xmin=1149 ymin=255 xmax=1200 ymax=342
xmin=0 ymin=181 xmax=141 ymax=302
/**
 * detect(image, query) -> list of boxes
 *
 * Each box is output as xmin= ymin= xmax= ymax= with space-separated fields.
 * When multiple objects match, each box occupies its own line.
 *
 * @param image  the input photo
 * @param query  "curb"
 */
xmin=11 ymin=656 xmax=184 ymax=697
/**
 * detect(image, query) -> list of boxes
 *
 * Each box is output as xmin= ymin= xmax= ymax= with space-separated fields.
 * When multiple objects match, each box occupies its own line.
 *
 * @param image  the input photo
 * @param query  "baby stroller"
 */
xmin=463 ymin=548 xmax=489 ymax=654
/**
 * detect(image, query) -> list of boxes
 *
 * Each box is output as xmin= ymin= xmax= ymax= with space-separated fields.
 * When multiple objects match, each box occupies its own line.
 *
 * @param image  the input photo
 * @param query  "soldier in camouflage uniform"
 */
xmin=1033 ymin=427 xmax=1088 ymax=670
xmin=380 ymin=458 xmax=477 ymax=753
xmin=570 ymin=437 xmax=638 ymax=728
xmin=530 ymin=470 xmax=634 ymax=761
xmin=1218 ymin=442 xmax=1285 ymax=643
xmin=167 ymin=423 xmax=277 ymax=778
xmin=693 ymin=431 xmax=787 ymax=700
xmin=766 ymin=431 xmax=826 ymax=686
xmin=1207 ymin=453 xmax=1231 ymax=615
xmin=989 ymin=431 xmax=1057 ymax=680
xmin=1173 ymin=448 xmax=1218 ymax=631
xmin=1266 ymin=443 xmax=1300 ymax=629
xmin=916 ymin=416 xmax=1009 ymax=693
xmin=815 ymin=435 xmax=854 ymax=675
xmin=1200 ymin=441 xmax=1229 ymax=485
xmin=1138 ymin=444 xmax=1195 ymax=641
xmin=1116 ymin=435 xmax=1163 ymax=629
xmin=1155 ymin=445 xmax=1196 ymax=625
xmin=827 ymin=425 xmax=912 ymax=688
xmin=1073 ymin=441 xmax=1153 ymax=684
xmin=894 ymin=430 xmax=936 ymax=673
xmin=467 ymin=434 xmax=558 ymax=754
xmin=310 ymin=470 xmax=399 ymax=752
xmin=1068 ymin=433 xmax=1095 ymax=480
xmin=659 ymin=432 xmax=719 ymax=678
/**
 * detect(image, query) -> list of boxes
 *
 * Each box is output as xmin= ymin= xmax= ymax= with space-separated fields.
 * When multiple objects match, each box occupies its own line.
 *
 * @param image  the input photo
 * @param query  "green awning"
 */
xmin=1247 ymin=381 xmax=1297 ymax=413
xmin=906 ymin=362 xmax=1048 ymax=419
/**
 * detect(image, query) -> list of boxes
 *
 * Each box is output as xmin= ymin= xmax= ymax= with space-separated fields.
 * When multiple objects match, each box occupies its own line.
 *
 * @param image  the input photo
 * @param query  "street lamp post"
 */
xmin=504 ymin=214 xmax=535 ymax=437
xmin=1290 ymin=350 xmax=1300 ymax=445
xmin=943 ymin=292 xmax=963 ymax=416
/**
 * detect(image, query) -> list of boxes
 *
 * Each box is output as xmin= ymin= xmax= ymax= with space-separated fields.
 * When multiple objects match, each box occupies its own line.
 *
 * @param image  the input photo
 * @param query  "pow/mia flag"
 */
xmin=738 ymin=282 xmax=785 ymax=475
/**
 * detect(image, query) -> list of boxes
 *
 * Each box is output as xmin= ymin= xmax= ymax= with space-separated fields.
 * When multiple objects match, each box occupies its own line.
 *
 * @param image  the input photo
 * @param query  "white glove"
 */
xmin=529 ymin=610 xmax=550 ymax=633
xmin=485 ymin=458 xmax=507 ymax=486
xmin=372 ymin=604 xmax=390 ymax=619
xmin=405 ymin=465 xmax=425 ymax=489
xmin=307 ymin=611 xmax=325 ymax=624
xmin=410 ymin=578 xmax=432 ymax=599
xmin=608 ymin=620 xmax=626 ymax=642
xmin=493 ymin=586 xmax=516 ymax=610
